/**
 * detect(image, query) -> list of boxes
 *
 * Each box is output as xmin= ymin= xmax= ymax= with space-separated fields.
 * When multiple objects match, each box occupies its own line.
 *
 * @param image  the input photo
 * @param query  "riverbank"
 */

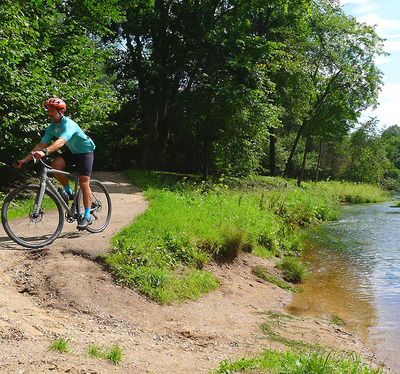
xmin=103 ymin=171 xmax=390 ymax=305
xmin=0 ymin=171 xmax=390 ymax=372
xmin=102 ymin=171 xmax=390 ymax=372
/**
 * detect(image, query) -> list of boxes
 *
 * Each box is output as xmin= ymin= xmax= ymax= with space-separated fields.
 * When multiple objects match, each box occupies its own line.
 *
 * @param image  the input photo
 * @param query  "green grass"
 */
xmin=106 ymin=343 xmax=123 ymax=365
xmin=87 ymin=342 xmax=104 ymax=358
xmin=47 ymin=337 xmax=71 ymax=353
xmin=87 ymin=342 xmax=123 ymax=365
xmin=331 ymin=315 xmax=347 ymax=327
xmin=102 ymin=170 xmax=390 ymax=304
xmin=258 ymin=311 xmax=319 ymax=349
xmin=301 ymin=180 xmax=390 ymax=204
xmin=210 ymin=310 xmax=383 ymax=373
xmin=46 ymin=339 xmax=122 ymax=365
xmin=277 ymin=256 xmax=307 ymax=284
xmin=251 ymin=265 xmax=300 ymax=292
xmin=210 ymin=349 xmax=384 ymax=373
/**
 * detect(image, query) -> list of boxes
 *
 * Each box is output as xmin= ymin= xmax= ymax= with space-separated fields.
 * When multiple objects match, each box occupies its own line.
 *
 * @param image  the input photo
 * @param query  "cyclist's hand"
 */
xmin=13 ymin=160 xmax=24 ymax=169
xmin=31 ymin=150 xmax=45 ymax=161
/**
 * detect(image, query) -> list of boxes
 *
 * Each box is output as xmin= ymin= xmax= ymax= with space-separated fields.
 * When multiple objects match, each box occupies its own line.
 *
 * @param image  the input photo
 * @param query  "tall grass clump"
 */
xmin=303 ymin=180 xmax=390 ymax=204
xmin=103 ymin=170 xmax=389 ymax=304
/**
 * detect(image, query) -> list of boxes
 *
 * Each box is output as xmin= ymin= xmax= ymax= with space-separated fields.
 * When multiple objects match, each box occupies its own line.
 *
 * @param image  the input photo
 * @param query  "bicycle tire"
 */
xmin=1 ymin=184 xmax=64 ymax=248
xmin=76 ymin=179 xmax=112 ymax=233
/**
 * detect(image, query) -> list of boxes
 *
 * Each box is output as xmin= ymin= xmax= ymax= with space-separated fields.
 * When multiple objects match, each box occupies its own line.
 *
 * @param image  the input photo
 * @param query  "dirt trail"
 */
xmin=0 ymin=172 xmax=382 ymax=373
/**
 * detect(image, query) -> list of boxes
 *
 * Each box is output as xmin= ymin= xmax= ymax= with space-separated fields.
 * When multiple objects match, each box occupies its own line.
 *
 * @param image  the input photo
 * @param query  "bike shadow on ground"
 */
xmin=0 ymin=231 xmax=84 ymax=251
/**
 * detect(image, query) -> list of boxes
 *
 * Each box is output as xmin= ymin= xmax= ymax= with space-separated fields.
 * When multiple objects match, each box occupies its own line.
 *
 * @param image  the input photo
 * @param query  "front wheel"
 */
xmin=1 ymin=184 xmax=64 ymax=248
xmin=77 ymin=179 xmax=112 ymax=233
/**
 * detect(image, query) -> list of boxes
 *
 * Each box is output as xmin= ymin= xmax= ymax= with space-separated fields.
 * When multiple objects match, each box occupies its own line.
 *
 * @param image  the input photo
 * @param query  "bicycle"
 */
xmin=1 ymin=157 xmax=112 ymax=249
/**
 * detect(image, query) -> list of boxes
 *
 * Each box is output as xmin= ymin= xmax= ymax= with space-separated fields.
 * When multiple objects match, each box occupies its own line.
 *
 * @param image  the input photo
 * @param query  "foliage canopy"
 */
xmin=1 ymin=0 xmax=397 ymax=188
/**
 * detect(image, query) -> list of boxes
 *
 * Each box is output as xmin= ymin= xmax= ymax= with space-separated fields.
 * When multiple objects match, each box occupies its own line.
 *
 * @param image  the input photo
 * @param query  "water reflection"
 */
xmin=285 ymin=202 xmax=400 ymax=372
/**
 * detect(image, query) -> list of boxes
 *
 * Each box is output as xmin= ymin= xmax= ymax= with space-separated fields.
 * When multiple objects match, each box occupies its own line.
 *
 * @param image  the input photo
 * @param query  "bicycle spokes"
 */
xmin=2 ymin=185 xmax=64 ymax=248
xmin=76 ymin=180 xmax=111 ymax=233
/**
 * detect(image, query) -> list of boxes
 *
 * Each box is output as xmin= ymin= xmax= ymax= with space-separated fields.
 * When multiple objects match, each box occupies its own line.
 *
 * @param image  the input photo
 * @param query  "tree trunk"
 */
xmin=315 ymin=138 xmax=323 ymax=183
xmin=269 ymin=127 xmax=276 ymax=176
xmin=142 ymin=114 xmax=170 ymax=170
xmin=283 ymin=119 xmax=307 ymax=178
xmin=297 ymin=122 xmax=312 ymax=187
xmin=202 ymin=132 xmax=210 ymax=180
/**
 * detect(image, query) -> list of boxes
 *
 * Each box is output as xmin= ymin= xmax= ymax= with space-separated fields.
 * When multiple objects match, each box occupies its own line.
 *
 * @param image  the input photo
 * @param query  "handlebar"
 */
xmin=13 ymin=157 xmax=51 ymax=169
xmin=38 ymin=157 xmax=52 ymax=169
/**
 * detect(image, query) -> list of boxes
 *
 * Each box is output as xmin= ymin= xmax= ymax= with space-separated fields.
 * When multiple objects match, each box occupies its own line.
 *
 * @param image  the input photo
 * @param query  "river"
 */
xmin=285 ymin=201 xmax=400 ymax=373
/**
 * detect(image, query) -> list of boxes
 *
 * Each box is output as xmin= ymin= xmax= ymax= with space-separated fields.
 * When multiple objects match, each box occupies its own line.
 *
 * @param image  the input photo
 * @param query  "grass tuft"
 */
xmin=87 ymin=342 xmax=104 ymax=358
xmin=47 ymin=337 xmax=71 ymax=353
xmin=331 ymin=315 xmax=347 ymax=327
xmin=106 ymin=343 xmax=123 ymax=365
xmin=87 ymin=342 xmax=123 ymax=365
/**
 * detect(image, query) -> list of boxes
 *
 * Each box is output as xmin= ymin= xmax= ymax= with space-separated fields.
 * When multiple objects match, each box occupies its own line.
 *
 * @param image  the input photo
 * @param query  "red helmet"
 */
xmin=44 ymin=97 xmax=66 ymax=111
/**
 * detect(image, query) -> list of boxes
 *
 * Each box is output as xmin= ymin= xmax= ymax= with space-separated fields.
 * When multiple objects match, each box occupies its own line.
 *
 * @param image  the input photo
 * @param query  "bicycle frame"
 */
xmin=34 ymin=160 xmax=80 ymax=220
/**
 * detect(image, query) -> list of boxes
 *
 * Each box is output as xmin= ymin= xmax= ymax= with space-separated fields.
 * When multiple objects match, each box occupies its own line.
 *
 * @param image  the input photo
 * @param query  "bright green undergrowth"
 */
xmin=103 ymin=170 xmax=390 ymax=304
xmin=210 ymin=349 xmax=384 ymax=374
xmin=300 ymin=180 xmax=390 ymax=204
xmin=277 ymin=256 xmax=308 ymax=284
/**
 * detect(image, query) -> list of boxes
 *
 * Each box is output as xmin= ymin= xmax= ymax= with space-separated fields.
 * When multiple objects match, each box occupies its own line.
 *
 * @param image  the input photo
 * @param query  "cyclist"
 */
xmin=17 ymin=97 xmax=96 ymax=230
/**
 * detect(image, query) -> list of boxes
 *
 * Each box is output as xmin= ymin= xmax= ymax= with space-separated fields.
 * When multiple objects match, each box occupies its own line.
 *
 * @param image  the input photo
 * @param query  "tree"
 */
xmin=0 ymin=0 xmax=122 ymax=183
xmin=107 ymin=0 xmax=311 ymax=176
xmin=341 ymin=119 xmax=389 ymax=184
xmin=279 ymin=0 xmax=385 ymax=185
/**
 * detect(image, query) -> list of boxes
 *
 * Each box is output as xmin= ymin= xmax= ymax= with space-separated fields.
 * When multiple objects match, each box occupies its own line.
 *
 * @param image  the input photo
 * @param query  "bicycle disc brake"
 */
xmin=29 ymin=209 xmax=44 ymax=223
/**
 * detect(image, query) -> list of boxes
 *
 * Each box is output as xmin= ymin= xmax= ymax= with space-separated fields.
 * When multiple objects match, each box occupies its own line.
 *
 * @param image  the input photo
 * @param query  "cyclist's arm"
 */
xmin=19 ymin=141 xmax=49 ymax=164
xmin=30 ymin=137 xmax=67 ymax=160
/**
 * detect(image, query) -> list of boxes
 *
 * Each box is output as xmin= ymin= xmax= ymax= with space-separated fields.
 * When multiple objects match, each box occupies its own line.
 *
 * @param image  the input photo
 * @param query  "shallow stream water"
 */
xmin=285 ymin=201 xmax=400 ymax=373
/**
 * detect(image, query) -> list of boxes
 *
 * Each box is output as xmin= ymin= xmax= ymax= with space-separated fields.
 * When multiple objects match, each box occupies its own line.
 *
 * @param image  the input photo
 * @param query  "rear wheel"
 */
xmin=77 ymin=179 xmax=112 ymax=233
xmin=1 ymin=184 xmax=64 ymax=248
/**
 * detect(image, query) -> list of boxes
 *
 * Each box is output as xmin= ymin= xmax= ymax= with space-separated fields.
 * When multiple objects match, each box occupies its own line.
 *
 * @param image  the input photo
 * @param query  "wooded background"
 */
xmin=2 ymin=0 xmax=400 ymax=188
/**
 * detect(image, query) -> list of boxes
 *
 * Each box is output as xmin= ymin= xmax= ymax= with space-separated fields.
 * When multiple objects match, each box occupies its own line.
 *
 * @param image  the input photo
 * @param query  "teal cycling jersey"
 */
xmin=41 ymin=117 xmax=95 ymax=154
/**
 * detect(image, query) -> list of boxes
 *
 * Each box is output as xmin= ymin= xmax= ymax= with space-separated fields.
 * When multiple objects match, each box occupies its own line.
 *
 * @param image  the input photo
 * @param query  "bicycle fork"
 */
xmin=31 ymin=177 xmax=48 ymax=220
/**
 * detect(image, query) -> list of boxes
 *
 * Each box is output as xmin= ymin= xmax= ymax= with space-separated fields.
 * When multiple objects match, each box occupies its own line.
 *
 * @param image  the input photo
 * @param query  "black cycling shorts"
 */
xmin=60 ymin=149 xmax=94 ymax=177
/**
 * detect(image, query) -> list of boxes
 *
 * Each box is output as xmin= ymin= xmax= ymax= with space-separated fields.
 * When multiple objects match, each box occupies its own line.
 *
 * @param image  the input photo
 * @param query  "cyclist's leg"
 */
xmin=52 ymin=153 xmax=69 ymax=187
xmin=79 ymin=175 xmax=92 ymax=213
xmin=76 ymin=152 xmax=94 ymax=229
